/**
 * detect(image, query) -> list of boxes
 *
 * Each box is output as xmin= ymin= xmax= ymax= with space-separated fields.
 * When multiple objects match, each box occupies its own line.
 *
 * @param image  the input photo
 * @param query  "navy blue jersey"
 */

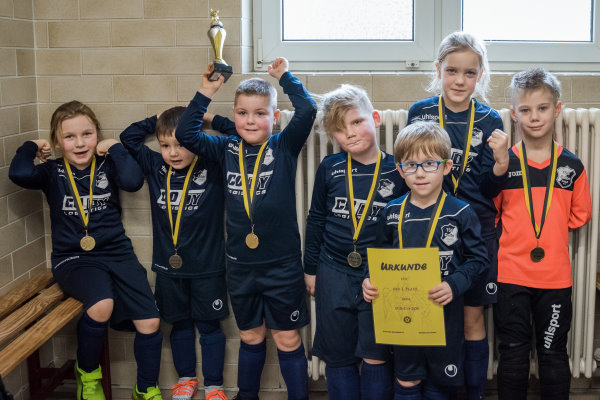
xmin=176 ymin=72 xmax=317 ymax=264
xmin=120 ymin=116 xmax=225 ymax=278
xmin=9 ymin=141 xmax=143 ymax=263
xmin=376 ymin=192 xmax=488 ymax=298
xmin=304 ymin=152 xmax=405 ymax=276
xmin=408 ymin=96 xmax=504 ymax=239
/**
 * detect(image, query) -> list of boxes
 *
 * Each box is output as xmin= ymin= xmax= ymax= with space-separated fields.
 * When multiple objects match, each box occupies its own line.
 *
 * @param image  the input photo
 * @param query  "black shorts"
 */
xmin=464 ymin=236 xmax=498 ymax=307
xmin=494 ymin=283 xmax=572 ymax=352
xmin=52 ymin=255 xmax=160 ymax=331
xmin=154 ymin=273 xmax=229 ymax=324
xmin=394 ymin=297 xmax=465 ymax=387
xmin=312 ymin=261 xmax=391 ymax=367
xmin=226 ymin=258 xmax=309 ymax=331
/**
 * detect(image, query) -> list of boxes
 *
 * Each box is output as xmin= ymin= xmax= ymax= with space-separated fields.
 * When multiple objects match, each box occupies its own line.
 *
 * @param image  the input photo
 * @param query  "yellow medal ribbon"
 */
xmin=64 ymin=156 xmax=96 ymax=229
xmin=239 ymin=140 xmax=268 ymax=221
xmin=397 ymin=191 xmax=447 ymax=249
xmin=438 ymin=96 xmax=475 ymax=194
xmin=166 ymin=156 xmax=198 ymax=249
xmin=518 ymin=141 xmax=557 ymax=237
xmin=347 ymin=152 xmax=382 ymax=243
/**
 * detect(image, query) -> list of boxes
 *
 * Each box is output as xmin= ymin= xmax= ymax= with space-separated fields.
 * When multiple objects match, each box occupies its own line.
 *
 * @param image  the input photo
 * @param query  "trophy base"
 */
xmin=208 ymin=62 xmax=233 ymax=83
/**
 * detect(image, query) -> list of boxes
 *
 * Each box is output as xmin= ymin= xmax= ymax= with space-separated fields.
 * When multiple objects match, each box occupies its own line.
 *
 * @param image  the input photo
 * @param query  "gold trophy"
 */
xmin=207 ymin=9 xmax=233 ymax=83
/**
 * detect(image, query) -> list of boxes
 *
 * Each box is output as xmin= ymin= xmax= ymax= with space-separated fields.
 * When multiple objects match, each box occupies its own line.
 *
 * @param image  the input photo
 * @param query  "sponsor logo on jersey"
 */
xmin=439 ymin=250 xmax=453 ymax=277
xmin=508 ymin=170 xmax=522 ymax=178
xmin=157 ymin=189 xmax=206 ymax=211
xmin=332 ymin=197 xmax=386 ymax=220
xmin=62 ymin=193 xmax=111 ymax=214
xmin=555 ymin=165 xmax=576 ymax=189
xmin=226 ymin=170 xmax=273 ymax=196
xmin=440 ymin=224 xmax=458 ymax=246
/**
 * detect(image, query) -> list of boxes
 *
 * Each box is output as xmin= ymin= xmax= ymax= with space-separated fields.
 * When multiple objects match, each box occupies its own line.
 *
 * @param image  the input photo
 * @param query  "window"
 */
xmin=253 ymin=0 xmax=600 ymax=71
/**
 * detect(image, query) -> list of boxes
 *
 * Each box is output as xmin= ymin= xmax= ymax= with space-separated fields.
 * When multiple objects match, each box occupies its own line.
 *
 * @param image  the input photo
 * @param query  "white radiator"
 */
xmin=278 ymin=107 xmax=599 ymax=380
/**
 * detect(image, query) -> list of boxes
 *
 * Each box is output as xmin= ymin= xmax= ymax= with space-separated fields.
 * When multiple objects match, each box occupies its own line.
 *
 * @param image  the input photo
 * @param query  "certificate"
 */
xmin=367 ymin=247 xmax=446 ymax=346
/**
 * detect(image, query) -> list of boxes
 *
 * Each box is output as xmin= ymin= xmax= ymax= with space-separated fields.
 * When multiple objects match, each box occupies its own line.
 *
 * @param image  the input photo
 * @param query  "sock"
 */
xmin=422 ymin=380 xmax=456 ymax=400
xmin=394 ymin=380 xmax=422 ymax=400
xmin=464 ymin=338 xmax=489 ymax=400
xmin=360 ymin=361 xmax=393 ymax=400
xmin=237 ymin=340 xmax=266 ymax=399
xmin=134 ymin=329 xmax=163 ymax=392
xmin=325 ymin=365 xmax=360 ymax=400
xmin=76 ymin=312 xmax=108 ymax=372
xmin=170 ymin=320 xmax=197 ymax=378
xmin=277 ymin=343 xmax=308 ymax=400
xmin=198 ymin=324 xmax=226 ymax=387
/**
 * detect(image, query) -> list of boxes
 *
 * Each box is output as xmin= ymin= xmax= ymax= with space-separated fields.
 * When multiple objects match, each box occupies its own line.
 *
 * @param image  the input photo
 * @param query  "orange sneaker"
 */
xmin=169 ymin=377 xmax=199 ymax=400
xmin=206 ymin=388 xmax=228 ymax=400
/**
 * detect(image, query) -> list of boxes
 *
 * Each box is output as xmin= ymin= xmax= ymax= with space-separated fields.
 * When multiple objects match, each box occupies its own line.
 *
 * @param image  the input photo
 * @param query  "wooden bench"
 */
xmin=0 ymin=269 xmax=111 ymax=400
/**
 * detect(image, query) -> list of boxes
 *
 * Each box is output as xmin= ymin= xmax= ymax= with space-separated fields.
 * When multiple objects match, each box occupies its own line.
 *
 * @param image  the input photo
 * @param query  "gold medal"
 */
xmin=347 ymin=251 xmax=362 ymax=268
xmin=169 ymin=253 xmax=183 ymax=269
xmin=80 ymin=234 xmax=95 ymax=251
xmin=530 ymin=246 xmax=545 ymax=262
xmin=245 ymin=232 xmax=259 ymax=249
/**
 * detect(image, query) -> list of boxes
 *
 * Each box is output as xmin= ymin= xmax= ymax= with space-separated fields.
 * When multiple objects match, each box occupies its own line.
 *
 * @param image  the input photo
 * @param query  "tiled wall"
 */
xmin=1 ymin=0 xmax=600 ymax=398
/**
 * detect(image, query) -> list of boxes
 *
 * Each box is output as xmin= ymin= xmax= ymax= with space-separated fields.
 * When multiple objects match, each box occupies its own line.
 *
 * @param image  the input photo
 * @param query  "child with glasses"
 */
xmin=304 ymin=84 xmax=405 ymax=400
xmin=363 ymin=121 xmax=488 ymax=399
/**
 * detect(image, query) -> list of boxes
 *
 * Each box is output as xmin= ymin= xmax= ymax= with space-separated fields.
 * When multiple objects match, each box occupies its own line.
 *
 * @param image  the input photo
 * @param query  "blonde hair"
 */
xmin=427 ymin=31 xmax=491 ymax=103
xmin=235 ymin=78 xmax=277 ymax=110
xmin=510 ymin=67 xmax=561 ymax=105
xmin=50 ymin=101 xmax=101 ymax=149
xmin=394 ymin=121 xmax=451 ymax=163
xmin=316 ymin=84 xmax=374 ymax=141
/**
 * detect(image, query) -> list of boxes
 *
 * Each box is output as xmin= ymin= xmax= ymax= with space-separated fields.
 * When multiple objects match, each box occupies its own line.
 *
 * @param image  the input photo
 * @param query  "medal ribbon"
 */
xmin=518 ymin=140 xmax=557 ymax=239
xmin=438 ymin=96 xmax=475 ymax=194
xmin=64 ymin=156 xmax=96 ymax=230
xmin=397 ymin=191 xmax=446 ymax=249
xmin=346 ymin=152 xmax=382 ymax=243
xmin=166 ymin=156 xmax=198 ymax=249
xmin=239 ymin=140 xmax=269 ymax=223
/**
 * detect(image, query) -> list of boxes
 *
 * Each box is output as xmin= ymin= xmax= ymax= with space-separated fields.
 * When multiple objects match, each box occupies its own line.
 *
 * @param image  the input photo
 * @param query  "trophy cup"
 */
xmin=207 ymin=9 xmax=233 ymax=83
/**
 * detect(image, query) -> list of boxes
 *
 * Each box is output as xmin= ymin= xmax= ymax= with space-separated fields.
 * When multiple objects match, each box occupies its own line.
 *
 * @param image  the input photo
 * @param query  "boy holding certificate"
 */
xmin=482 ymin=68 xmax=592 ymax=400
xmin=363 ymin=121 xmax=488 ymax=399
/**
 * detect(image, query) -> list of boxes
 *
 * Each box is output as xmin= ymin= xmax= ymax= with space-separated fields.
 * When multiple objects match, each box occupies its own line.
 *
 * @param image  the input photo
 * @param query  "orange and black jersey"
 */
xmin=481 ymin=143 xmax=592 ymax=289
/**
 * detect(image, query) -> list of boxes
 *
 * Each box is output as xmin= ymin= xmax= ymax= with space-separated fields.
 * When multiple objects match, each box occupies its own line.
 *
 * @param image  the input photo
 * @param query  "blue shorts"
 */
xmin=464 ymin=236 xmax=498 ymax=307
xmin=312 ymin=261 xmax=391 ymax=367
xmin=394 ymin=296 xmax=465 ymax=387
xmin=226 ymin=258 xmax=309 ymax=331
xmin=52 ymin=254 xmax=160 ymax=331
xmin=154 ymin=273 xmax=229 ymax=324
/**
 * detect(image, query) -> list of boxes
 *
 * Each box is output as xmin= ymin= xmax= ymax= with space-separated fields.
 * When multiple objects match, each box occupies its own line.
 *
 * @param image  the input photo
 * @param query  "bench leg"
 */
xmin=27 ymin=349 xmax=75 ymax=400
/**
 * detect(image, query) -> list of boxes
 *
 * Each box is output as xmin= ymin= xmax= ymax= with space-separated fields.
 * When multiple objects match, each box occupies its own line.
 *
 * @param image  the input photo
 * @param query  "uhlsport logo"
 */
xmin=444 ymin=364 xmax=458 ymax=377
xmin=486 ymin=282 xmax=497 ymax=295
xmin=290 ymin=310 xmax=300 ymax=322
xmin=212 ymin=299 xmax=223 ymax=311
xmin=543 ymin=304 xmax=561 ymax=349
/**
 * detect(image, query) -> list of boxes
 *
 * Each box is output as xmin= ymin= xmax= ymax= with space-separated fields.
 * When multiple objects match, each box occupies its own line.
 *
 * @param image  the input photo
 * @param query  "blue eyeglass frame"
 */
xmin=396 ymin=159 xmax=448 ymax=174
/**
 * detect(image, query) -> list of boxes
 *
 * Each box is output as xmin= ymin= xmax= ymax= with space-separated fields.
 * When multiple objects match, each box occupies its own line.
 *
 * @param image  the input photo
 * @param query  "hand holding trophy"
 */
xmin=207 ymin=9 xmax=233 ymax=83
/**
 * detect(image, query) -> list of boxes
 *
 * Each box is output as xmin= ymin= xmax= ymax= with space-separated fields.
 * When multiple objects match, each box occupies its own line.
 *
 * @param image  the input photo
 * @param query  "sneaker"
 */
xmin=132 ymin=385 xmax=163 ymax=400
xmin=206 ymin=388 xmax=228 ymax=400
xmin=169 ymin=377 xmax=199 ymax=400
xmin=75 ymin=361 xmax=105 ymax=400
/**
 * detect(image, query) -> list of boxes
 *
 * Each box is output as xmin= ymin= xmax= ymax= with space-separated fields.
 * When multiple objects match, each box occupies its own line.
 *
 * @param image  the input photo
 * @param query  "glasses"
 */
xmin=396 ymin=160 xmax=447 ymax=174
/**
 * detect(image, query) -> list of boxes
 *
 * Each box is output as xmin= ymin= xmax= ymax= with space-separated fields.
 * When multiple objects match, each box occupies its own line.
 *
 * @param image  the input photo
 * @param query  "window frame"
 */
xmin=253 ymin=0 xmax=600 ymax=72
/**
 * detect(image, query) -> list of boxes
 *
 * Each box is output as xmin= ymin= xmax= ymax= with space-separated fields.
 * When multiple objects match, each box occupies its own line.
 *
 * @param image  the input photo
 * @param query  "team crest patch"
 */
xmin=555 ymin=165 xmax=576 ymax=189
xmin=471 ymin=128 xmax=483 ymax=147
xmin=193 ymin=169 xmax=207 ymax=186
xmin=96 ymin=171 xmax=108 ymax=189
xmin=263 ymin=148 xmax=274 ymax=166
xmin=290 ymin=310 xmax=300 ymax=322
xmin=445 ymin=364 xmax=458 ymax=377
xmin=212 ymin=299 xmax=223 ymax=311
xmin=440 ymin=224 xmax=458 ymax=246
xmin=377 ymin=179 xmax=395 ymax=198
xmin=486 ymin=282 xmax=497 ymax=295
